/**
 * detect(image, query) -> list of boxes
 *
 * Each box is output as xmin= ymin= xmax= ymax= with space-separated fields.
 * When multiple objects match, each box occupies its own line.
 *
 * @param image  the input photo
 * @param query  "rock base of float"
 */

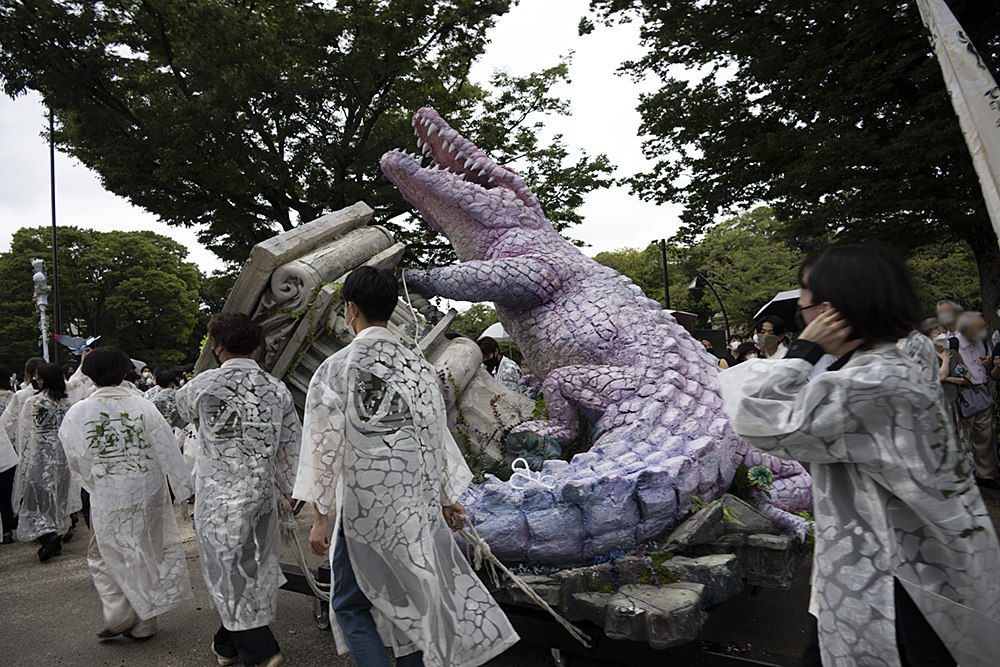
xmin=494 ymin=494 xmax=807 ymax=650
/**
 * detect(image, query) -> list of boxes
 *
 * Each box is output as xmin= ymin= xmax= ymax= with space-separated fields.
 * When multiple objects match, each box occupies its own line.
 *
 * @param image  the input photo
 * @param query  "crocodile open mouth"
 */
xmin=382 ymin=107 xmax=538 ymax=204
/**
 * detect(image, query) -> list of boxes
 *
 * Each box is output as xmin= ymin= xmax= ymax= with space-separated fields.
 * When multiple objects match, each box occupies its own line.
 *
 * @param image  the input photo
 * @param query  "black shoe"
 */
xmin=975 ymin=476 xmax=1000 ymax=491
xmin=37 ymin=534 xmax=62 ymax=562
xmin=97 ymin=628 xmax=124 ymax=639
xmin=2 ymin=533 xmax=12 ymax=544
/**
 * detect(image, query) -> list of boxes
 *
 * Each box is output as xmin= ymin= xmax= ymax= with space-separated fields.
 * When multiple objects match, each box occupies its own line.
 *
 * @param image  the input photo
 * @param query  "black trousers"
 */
xmin=800 ymin=579 xmax=956 ymax=667
xmin=214 ymin=624 xmax=280 ymax=666
xmin=0 ymin=466 xmax=16 ymax=535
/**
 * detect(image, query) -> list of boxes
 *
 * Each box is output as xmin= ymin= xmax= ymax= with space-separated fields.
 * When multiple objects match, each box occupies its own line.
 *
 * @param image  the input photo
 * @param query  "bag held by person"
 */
xmin=957 ymin=384 xmax=993 ymax=418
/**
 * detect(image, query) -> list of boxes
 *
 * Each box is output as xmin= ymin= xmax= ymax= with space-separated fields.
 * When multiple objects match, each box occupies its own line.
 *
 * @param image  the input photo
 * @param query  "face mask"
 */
xmin=938 ymin=312 xmax=955 ymax=326
xmin=730 ymin=341 xmax=740 ymax=351
xmin=345 ymin=303 xmax=358 ymax=335
xmin=756 ymin=333 xmax=780 ymax=349
xmin=933 ymin=333 xmax=949 ymax=348
xmin=705 ymin=347 xmax=714 ymax=355
xmin=211 ymin=346 xmax=222 ymax=366
xmin=746 ymin=353 xmax=758 ymax=360
xmin=143 ymin=371 xmax=152 ymax=379
xmin=975 ymin=330 xmax=988 ymax=342
xmin=484 ymin=357 xmax=500 ymax=373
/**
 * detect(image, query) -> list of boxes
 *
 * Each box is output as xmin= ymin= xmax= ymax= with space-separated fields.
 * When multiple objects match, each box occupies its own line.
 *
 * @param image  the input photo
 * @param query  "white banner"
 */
xmin=916 ymin=0 xmax=1000 ymax=244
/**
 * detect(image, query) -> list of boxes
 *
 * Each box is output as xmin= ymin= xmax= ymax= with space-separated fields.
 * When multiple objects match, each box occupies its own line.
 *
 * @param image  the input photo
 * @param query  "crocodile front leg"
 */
xmin=404 ymin=258 xmax=561 ymax=310
xmin=514 ymin=365 xmax=641 ymax=445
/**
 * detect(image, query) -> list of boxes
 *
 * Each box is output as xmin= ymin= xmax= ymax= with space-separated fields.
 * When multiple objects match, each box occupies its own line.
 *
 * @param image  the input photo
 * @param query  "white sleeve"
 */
xmin=143 ymin=403 xmax=194 ymax=500
xmin=720 ymin=357 xmax=881 ymax=464
xmin=440 ymin=427 xmax=474 ymax=506
xmin=292 ymin=367 xmax=346 ymax=515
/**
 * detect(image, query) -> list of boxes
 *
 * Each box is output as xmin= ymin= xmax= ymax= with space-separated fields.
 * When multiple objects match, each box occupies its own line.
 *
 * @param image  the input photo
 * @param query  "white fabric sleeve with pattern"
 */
xmin=440 ymin=427 xmax=473 ymax=506
xmin=720 ymin=357 xmax=880 ymax=464
xmin=275 ymin=390 xmax=302 ymax=496
xmin=142 ymin=403 xmax=194 ymax=500
xmin=293 ymin=375 xmax=346 ymax=515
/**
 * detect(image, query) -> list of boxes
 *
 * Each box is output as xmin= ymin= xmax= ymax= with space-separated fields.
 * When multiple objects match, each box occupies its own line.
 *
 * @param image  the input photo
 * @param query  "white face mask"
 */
xmin=730 ymin=341 xmax=740 ymax=351
xmin=938 ymin=312 xmax=955 ymax=326
xmin=345 ymin=303 xmax=358 ymax=336
xmin=933 ymin=333 xmax=949 ymax=348
xmin=747 ymin=353 xmax=758 ymax=360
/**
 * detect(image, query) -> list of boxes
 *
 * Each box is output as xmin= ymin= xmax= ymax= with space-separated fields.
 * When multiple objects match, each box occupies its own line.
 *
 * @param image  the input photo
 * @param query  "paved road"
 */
xmin=3 ymin=488 xmax=998 ymax=666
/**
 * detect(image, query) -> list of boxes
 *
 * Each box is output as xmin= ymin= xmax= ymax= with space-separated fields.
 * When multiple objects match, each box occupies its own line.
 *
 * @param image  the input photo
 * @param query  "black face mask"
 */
xmin=211 ymin=346 xmax=222 ymax=366
xmin=484 ymin=357 xmax=500 ymax=373
xmin=794 ymin=303 xmax=807 ymax=331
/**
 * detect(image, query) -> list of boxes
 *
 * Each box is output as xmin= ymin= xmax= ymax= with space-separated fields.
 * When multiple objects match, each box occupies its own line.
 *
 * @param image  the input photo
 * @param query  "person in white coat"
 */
xmin=0 ymin=364 xmax=19 ymax=543
xmin=721 ymin=245 xmax=1000 ymax=667
xmin=13 ymin=362 xmax=79 ymax=561
xmin=175 ymin=312 xmax=301 ymax=667
xmin=295 ymin=266 xmax=518 ymax=667
xmin=59 ymin=347 xmax=194 ymax=640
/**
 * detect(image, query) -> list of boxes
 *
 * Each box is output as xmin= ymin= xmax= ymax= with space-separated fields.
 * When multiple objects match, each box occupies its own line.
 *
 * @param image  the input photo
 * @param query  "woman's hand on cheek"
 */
xmin=798 ymin=306 xmax=865 ymax=356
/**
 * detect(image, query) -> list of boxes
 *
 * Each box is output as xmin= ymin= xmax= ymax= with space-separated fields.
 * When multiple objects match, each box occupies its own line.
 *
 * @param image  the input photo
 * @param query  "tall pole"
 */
xmin=659 ymin=240 xmax=671 ymax=310
xmin=49 ymin=108 xmax=61 ymax=365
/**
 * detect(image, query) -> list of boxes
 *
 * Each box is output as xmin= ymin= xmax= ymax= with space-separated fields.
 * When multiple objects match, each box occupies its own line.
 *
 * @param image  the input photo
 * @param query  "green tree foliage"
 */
xmin=908 ymin=241 xmax=983 ymax=315
xmin=450 ymin=303 xmax=499 ymax=340
xmin=593 ymin=244 xmax=666 ymax=306
xmin=590 ymin=0 xmax=1000 ymax=327
xmin=596 ymin=207 xmax=804 ymax=331
xmin=594 ymin=207 xmax=977 ymax=331
xmin=0 ymin=226 xmax=200 ymax=371
xmin=0 ymin=1 xmax=613 ymax=267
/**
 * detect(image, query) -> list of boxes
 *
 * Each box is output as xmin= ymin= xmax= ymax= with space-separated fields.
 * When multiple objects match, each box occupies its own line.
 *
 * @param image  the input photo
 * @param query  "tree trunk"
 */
xmin=954 ymin=213 xmax=1000 ymax=333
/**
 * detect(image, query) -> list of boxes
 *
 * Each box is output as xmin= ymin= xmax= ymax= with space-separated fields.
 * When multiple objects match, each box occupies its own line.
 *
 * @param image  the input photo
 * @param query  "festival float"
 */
xmin=195 ymin=109 xmax=815 ymax=666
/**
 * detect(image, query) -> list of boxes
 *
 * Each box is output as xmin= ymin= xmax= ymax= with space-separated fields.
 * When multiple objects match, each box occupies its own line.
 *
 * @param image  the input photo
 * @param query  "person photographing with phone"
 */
xmin=720 ymin=245 xmax=1000 ymax=667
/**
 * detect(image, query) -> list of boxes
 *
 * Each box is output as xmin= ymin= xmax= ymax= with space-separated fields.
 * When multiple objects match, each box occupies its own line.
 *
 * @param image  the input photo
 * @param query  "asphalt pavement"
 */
xmin=3 ymin=487 xmax=998 ymax=667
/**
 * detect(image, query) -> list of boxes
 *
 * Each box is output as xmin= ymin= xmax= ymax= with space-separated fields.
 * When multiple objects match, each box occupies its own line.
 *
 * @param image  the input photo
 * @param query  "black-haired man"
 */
xmin=295 ymin=266 xmax=518 ymax=667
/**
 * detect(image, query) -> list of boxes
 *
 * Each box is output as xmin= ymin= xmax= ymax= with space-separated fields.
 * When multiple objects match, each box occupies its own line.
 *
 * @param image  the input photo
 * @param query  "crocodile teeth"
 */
xmin=428 ymin=124 xmax=439 ymax=138
xmin=441 ymin=140 xmax=451 ymax=152
xmin=416 ymin=137 xmax=425 ymax=150
xmin=464 ymin=157 xmax=474 ymax=170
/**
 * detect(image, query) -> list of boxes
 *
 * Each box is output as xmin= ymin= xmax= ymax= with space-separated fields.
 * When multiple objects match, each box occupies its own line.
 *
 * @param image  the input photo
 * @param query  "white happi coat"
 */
xmin=721 ymin=344 xmax=1000 ymax=667
xmin=13 ymin=392 xmax=81 ymax=540
xmin=175 ymin=358 xmax=301 ymax=631
xmin=0 ymin=390 xmax=16 ymax=473
xmin=294 ymin=326 xmax=518 ymax=667
xmin=59 ymin=387 xmax=195 ymax=619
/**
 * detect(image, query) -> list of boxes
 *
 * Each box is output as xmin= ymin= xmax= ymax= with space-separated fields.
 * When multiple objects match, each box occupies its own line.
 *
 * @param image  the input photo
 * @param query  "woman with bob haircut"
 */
xmin=721 ymin=244 xmax=1000 ymax=666
xmin=12 ymin=362 xmax=79 ymax=561
xmin=59 ymin=347 xmax=194 ymax=640
xmin=176 ymin=311 xmax=301 ymax=667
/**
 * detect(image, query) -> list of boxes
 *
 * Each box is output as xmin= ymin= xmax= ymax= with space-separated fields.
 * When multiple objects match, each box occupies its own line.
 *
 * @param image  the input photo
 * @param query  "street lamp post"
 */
xmin=32 ymin=258 xmax=50 ymax=362
xmin=687 ymin=273 xmax=730 ymax=341
xmin=654 ymin=239 xmax=671 ymax=310
xmin=49 ymin=108 xmax=61 ymax=365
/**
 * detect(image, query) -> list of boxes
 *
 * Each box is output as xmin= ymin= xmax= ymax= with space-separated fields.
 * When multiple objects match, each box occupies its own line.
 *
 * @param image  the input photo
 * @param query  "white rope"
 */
xmin=278 ymin=502 xmax=331 ymax=602
xmin=400 ymin=271 xmax=427 ymax=359
xmin=455 ymin=517 xmax=593 ymax=649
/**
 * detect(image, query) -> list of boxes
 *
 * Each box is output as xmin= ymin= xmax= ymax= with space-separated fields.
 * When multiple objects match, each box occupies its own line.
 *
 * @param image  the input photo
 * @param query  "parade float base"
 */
xmin=280 ymin=494 xmax=809 ymax=666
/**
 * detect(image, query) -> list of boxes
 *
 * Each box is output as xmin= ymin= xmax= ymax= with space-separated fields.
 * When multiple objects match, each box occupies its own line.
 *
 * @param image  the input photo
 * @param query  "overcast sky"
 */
xmin=0 ymin=0 xmax=681 ymax=278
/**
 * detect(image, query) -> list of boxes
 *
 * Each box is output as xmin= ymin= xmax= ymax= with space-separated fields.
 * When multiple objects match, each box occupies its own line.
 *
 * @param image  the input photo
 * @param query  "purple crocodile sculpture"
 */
xmin=381 ymin=108 xmax=812 ymax=565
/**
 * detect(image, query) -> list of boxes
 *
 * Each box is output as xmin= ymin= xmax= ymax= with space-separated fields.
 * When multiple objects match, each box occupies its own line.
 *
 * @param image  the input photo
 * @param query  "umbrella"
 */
xmin=754 ymin=289 xmax=801 ymax=329
xmin=478 ymin=321 xmax=512 ymax=343
xmin=130 ymin=358 xmax=147 ymax=373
